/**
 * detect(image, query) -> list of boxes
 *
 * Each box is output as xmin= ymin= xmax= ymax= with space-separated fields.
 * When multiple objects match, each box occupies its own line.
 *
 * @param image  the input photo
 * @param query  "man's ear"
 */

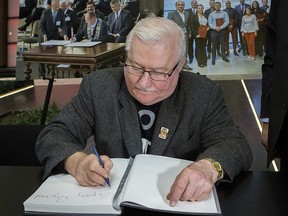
xmin=178 ymin=57 xmax=187 ymax=69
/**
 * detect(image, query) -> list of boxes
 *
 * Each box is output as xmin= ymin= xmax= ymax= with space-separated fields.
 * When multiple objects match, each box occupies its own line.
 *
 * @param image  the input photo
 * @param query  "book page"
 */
xmin=41 ymin=40 xmax=71 ymax=46
xmin=119 ymin=154 xmax=221 ymax=214
xmin=65 ymin=41 xmax=102 ymax=47
xmin=24 ymin=158 xmax=129 ymax=214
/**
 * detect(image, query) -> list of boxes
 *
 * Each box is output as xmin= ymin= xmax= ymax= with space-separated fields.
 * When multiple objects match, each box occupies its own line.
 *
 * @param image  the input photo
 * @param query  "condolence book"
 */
xmin=24 ymin=154 xmax=221 ymax=215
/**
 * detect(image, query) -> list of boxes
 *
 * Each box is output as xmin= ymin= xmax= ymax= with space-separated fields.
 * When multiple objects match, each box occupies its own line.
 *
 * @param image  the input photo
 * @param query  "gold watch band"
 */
xmin=204 ymin=158 xmax=223 ymax=180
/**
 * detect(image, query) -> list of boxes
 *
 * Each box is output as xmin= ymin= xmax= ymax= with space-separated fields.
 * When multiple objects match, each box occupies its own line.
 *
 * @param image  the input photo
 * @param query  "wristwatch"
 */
xmin=204 ymin=158 xmax=223 ymax=180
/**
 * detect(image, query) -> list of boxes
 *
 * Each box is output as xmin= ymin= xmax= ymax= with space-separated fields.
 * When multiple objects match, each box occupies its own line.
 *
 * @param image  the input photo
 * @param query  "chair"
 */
xmin=0 ymin=125 xmax=45 ymax=166
xmin=23 ymin=20 xmax=40 ymax=49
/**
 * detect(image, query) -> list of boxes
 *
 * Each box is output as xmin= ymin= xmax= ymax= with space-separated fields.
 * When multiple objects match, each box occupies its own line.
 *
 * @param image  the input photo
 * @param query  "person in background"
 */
xmin=204 ymin=0 xmax=215 ymax=59
xmin=38 ymin=0 xmax=68 ymax=78
xmin=19 ymin=0 xmax=37 ymax=19
xmin=261 ymin=0 xmax=270 ymax=13
xmin=223 ymin=0 xmax=239 ymax=56
xmin=186 ymin=0 xmax=198 ymax=64
xmin=18 ymin=0 xmax=52 ymax=32
xmin=95 ymin=0 xmax=112 ymax=17
xmin=167 ymin=1 xmax=192 ymax=71
xmin=77 ymin=1 xmax=105 ymax=32
xmin=240 ymin=7 xmax=258 ymax=60
xmin=208 ymin=1 xmax=230 ymax=65
xmin=71 ymin=11 xmax=107 ymax=42
xmin=261 ymin=0 xmax=288 ymax=171
xmin=251 ymin=0 xmax=265 ymax=57
xmin=39 ymin=0 xmax=68 ymax=42
xmin=120 ymin=0 xmax=139 ymax=23
xmin=107 ymin=0 xmax=133 ymax=43
xmin=261 ymin=0 xmax=270 ymax=51
xmin=36 ymin=17 xmax=252 ymax=206
xmin=59 ymin=0 xmax=79 ymax=38
xmin=235 ymin=0 xmax=250 ymax=56
xmin=191 ymin=4 xmax=209 ymax=67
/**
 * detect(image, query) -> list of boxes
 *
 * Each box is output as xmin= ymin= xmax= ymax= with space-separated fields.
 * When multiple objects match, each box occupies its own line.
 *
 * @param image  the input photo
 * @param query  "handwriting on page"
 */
xmin=32 ymin=191 xmax=112 ymax=203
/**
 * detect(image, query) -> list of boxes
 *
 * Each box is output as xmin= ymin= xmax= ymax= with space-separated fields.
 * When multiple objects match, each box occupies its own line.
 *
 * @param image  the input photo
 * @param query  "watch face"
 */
xmin=214 ymin=161 xmax=222 ymax=172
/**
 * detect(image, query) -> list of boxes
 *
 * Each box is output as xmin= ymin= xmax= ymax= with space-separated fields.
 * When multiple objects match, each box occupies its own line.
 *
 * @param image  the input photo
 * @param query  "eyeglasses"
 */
xmin=124 ymin=62 xmax=179 ymax=82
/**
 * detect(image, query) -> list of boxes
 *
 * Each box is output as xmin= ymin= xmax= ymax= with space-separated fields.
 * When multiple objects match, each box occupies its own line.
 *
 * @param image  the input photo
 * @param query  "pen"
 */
xmin=92 ymin=146 xmax=111 ymax=187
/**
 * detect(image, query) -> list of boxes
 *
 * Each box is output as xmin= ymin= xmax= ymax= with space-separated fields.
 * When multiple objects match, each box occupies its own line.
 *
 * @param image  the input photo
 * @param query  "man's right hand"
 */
xmin=64 ymin=151 xmax=113 ymax=186
xmin=43 ymin=35 xmax=48 ymax=42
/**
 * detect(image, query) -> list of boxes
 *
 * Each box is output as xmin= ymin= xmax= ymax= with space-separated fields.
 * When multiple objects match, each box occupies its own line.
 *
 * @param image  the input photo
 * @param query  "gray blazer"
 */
xmin=36 ymin=69 xmax=252 ymax=180
xmin=39 ymin=8 xmax=67 ymax=42
xmin=167 ymin=10 xmax=190 ymax=36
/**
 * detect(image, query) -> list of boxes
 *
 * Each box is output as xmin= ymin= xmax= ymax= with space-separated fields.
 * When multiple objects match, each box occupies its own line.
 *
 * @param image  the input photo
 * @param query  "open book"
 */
xmin=24 ymin=154 xmax=221 ymax=215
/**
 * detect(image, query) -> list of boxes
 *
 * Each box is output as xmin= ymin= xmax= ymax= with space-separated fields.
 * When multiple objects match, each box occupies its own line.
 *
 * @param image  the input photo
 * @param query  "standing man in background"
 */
xmin=186 ymin=0 xmax=198 ymax=64
xmin=223 ymin=0 xmax=239 ymax=57
xmin=235 ymin=0 xmax=250 ymax=56
xmin=208 ymin=1 xmax=230 ymax=65
xmin=261 ymin=0 xmax=288 ymax=171
xmin=204 ymin=0 xmax=215 ymax=59
xmin=59 ymin=0 xmax=79 ymax=38
xmin=39 ymin=0 xmax=68 ymax=43
xmin=38 ymin=0 xmax=68 ymax=78
xmin=261 ymin=0 xmax=270 ymax=13
xmin=168 ymin=0 xmax=192 ymax=70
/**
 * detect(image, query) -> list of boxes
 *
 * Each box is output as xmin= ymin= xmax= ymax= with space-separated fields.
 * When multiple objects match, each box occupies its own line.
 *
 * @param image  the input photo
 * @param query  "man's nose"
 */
xmin=138 ymin=72 xmax=152 ymax=88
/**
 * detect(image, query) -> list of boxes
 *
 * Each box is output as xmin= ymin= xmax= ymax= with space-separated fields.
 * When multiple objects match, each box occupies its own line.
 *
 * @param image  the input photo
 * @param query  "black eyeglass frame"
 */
xmin=123 ymin=61 xmax=180 ymax=82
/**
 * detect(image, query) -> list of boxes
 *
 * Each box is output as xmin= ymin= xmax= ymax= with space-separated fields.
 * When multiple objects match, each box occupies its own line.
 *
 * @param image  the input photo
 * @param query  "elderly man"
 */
xmin=36 ymin=17 xmax=252 ymax=205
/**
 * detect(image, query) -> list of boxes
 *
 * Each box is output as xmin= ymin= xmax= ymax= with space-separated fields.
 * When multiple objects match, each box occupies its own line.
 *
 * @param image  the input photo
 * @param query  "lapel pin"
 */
xmin=159 ymin=127 xmax=169 ymax=140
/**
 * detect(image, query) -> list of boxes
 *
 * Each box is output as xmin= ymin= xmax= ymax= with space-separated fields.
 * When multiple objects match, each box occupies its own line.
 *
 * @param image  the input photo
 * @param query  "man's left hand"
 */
xmin=166 ymin=159 xmax=219 ymax=207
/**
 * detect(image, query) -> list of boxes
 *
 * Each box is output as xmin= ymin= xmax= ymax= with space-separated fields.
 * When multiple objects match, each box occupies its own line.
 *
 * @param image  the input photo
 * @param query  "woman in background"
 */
xmin=241 ymin=7 xmax=258 ymax=60
xmin=191 ymin=4 xmax=209 ymax=68
xmin=251 ymin=0 xmax=266 ymax=57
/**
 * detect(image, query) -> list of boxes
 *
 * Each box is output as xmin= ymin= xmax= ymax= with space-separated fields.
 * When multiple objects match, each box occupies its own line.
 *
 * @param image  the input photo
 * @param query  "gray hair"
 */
xmin=125 ymin=17 xmax=186 ymax=62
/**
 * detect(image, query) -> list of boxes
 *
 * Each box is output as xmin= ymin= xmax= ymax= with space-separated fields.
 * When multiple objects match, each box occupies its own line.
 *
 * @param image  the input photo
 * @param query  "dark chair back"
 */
xmin=0 ymin=125 xmax=45 ymax=166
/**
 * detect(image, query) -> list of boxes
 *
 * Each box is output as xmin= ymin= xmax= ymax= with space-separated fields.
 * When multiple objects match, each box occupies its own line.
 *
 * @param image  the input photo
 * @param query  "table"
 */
xmin=0 ymin=166 xmax=287 ymax=216
xmin=22 ymin=43 xmax=126 ymax=80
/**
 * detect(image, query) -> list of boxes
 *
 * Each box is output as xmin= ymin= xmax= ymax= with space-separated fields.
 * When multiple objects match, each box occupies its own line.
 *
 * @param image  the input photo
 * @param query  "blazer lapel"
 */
xmin=184 ymin=11 xmax=189 ymax=24
xmin=149 ymin=89 xmax=182 ymax=155
xmin=175 ymin=12 xmax=185 ymax=26
xmin=118 ymin=84 xmax=142 ymax=157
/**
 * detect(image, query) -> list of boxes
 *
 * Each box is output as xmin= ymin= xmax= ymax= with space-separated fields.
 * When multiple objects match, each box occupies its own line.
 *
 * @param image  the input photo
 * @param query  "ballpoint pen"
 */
xmin=92 ymin=146 xmax=111 ymax=187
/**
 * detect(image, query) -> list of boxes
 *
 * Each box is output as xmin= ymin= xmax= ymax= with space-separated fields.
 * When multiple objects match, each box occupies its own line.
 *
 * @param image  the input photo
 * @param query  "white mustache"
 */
xmin=135 ymin=84 xmax=158 ymax=92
